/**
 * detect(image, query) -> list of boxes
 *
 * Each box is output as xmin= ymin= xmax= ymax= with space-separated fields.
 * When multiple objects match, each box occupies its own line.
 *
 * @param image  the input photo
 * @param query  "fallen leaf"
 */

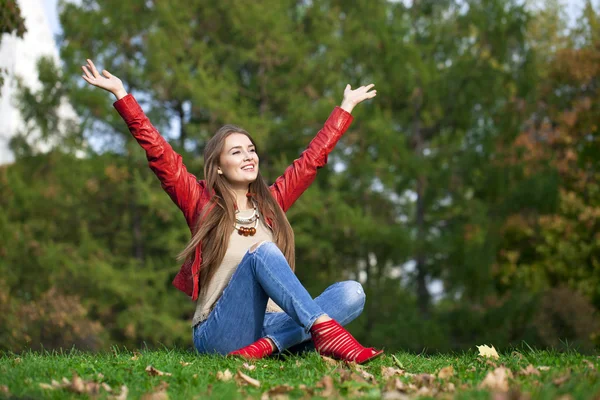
xmin=347 ymin=363 xmax=376 ymax=383
xmin=145 ymin=366 xmax=172 ymax=377
xmin=477 ymin=345 xmax=500 ymax=359
xmin=14 ymin=358 xmax=21 ymax=364
xmin=437 ymin=366 xmax=454 ymax=379
xmin=444 ymin=382 xmax=456 ymax=392
xmin=382 ymin=391 xmax=410 ymax=400
xmin=321 ymin=355 xmax=339 ymax=367
xmin=179 ymin=361 xmax=191 ymax=367
xmin=0 ymin=385 xmax=9 ymax=394
xmin=553 ymin=375 xmax=570 ymax=386
xmin=519 ymin=364 xmax=540 ymax=376
xmin=97 ymin=373 xmax=104 ymax=379
xmin=39 ymin=383 xmax=55 ymax=390
xmin=131 ymin=351 xmax=141 ymax=361
xmin=467 ymin=366 xmax=477 ymax=372
xmin=479 ymin=367 xmax=513 ymax=392
xmin=102 ymin=383 xmax=112 ymax=393
xmin=242 ymin=363 xmax=256 ymax=371
xmin=583 ymin=359 xmax=596 ymax=371
xmin=295 ymin=360 xmax=302 ymax=367
xmin=235 ymin=370 xmax=261 ymax=388
xmin=381 ymin=366 xmax=405 ymax=379
xmin=316 ymin=375 xmax=338 ymax=398
xmin=537 ymin=366 xmax=550 ymax=371
xmin=416 ymin=386 xmax=437 ymax=397
xmin=261 ymin=384 xmax=293 ymax=399
xmin=216 ymin=369 xmax=233 ymax=381
xmin=412 ymin=373 xmax=435 ymax=387
xmin=141 ymin=381 xmax=169 ymax=400
xmin=279 ymin=365 xmax=284 ymax=370
xmin=110 ymin=385 xmax=128 ymax=400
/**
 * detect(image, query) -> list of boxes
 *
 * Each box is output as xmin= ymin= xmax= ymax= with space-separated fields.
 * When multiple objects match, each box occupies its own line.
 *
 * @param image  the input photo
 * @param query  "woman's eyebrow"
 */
xmin=228 ymin=144 xmax=256 ymax=152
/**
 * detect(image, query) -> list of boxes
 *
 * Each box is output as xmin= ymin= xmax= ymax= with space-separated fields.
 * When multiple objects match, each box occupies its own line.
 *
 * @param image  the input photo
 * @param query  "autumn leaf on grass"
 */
xmin=140 ymin=381 xmax=169 ymax=400
xmin=537 ymin=366 xmax=551 ymax=371
xmin=110 ymin=385 xmax=128 ymax=400
xmin=437 ymin=366 xmax=454 ymax=379
xmin=243 ymin=363 xmax=256 ymax=371
xmin=477 ymin=344 xmax=500 ymax=359
xmin=235 ymin=370 xmax=261 ymax=388
xmin=583 ymin=359 xmax=596 ymax=371
xmin=179 ymin=360 xmax=191 ymax=367
xmin=316 ymin=375 xmax=339 ymax=398
xmin=216 ymin=369 xmax=233 ymax=381
xmin=381 ymin=366 xmax=405 ymax=379
xmin=519 ymin=364 xmax=540 ymax=376
xmin=260 ymin=384 xmax=294 ymax=400
xmin=0 ymin=386 xmax=9 ymax=395
xmin=321 ymin=355 xmax=339 ymax=367
xmin=479 ymin=367 xmax=513 ymax=392
xmin=145 ymin=366 xmax=172 ymax=377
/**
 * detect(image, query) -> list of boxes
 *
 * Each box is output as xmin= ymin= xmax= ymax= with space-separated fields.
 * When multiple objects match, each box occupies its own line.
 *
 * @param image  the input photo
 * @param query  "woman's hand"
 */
xmin=340 ymin=84 xmax=377 ymax=114
xmin=81 ymin=59 xmax=128 ymax=100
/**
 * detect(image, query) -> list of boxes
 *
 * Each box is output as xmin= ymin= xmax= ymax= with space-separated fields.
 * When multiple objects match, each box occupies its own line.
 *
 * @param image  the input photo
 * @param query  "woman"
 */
xmin=82 ymin=59 xmax=382 ymax=363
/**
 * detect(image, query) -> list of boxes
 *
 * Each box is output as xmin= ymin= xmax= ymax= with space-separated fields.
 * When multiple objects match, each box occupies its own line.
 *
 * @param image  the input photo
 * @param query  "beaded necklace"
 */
xmin=234 ymin=198 xmax=259 ymax=236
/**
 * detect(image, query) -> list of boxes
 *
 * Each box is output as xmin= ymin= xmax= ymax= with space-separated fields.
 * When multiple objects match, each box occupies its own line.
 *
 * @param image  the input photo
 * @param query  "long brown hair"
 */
xmin=176 ymin=125 xmax=295 ymax=293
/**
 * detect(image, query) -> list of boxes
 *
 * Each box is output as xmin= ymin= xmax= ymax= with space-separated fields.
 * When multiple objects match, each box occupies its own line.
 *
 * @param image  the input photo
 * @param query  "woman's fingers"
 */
xmin=82 ymin=65 xmax=97 ymax=82
xmin=87 ymin=59 xmax=101 ymax=78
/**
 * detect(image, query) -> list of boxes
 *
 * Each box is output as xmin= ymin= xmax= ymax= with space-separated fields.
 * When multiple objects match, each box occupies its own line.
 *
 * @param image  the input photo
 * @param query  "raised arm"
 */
xmin=81 ymin=59 xmax=202 ymax=226
xmin=270 ymin=84 xmax=376 ymax=211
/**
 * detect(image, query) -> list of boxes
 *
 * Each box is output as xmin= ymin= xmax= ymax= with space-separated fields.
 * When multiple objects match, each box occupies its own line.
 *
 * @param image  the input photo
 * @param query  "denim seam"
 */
xmin=264 ymin=334 xmax=283 ymax=354
xmin=255 ymin=244 xmax=323 ymax=334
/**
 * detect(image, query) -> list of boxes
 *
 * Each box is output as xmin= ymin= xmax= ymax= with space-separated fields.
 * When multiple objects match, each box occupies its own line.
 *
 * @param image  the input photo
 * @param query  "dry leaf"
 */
xmin=243 ymin=363 xmax=256 ymax=371
xmin=0 ymin=385 xmax=9 ymax=394
xmin=381 ymin=366 xmax=405 ymax=379
xmin=479 ymin=367 xmax=513 ymax=392
xmin=321 ymin=355 xmax=339 ymax=367
xmin=235 ymin=370 xmax=261 ymax=388
xmin=39 ymin=383 xmax=55 ymax=390
xmin=437 ymin=366 xmax=455 ymax=379
xmin=216 ymin=369 xmax=233 ymax=381
xmin=295 ymin=360 xmax=302 ymax=367
xmin=102 ymin=383 xmax=112 ymax=393
xmin=477 ymin=345 xmax=500 ymax=359
xmin=519 ymin=364 xmax=540 ymax=376
xmin=179 ymin=361 xmax=191 ymax=367
xmin=537 ymin=366 xmax=550 ymax=371
xmin=131 ymin=351 xmax=141 ymax=361
xmin=412 ymin=373 xmax=435 ymax=387
xmin=110 ymin=385 xmax=128 ymax=400
xmin=261 ymin=384 xmax=293 ymax=399
xmin=583 ymin=359 xmax=596 ymax=370
xmin=145 ymin=365 xmax=172 ymax=377
xmin=444 ymin=382 xmax=456 ymax=392
xmin=553 ymin=375 xmax=570 ymax=386
xmin=97 ymin=373 xmax=104 ymax=379
xmin=14 ymin=358 xmax=21 ymax=364
xmin=316 ymin=375 xmax=338 ymax=398
xmin=382 ymin=391 xmax=410 ymax=400
xmin=467 ymin=366 xmax=477 ymax=372
xmin=141 ymin=381 xmax=169 ymax=400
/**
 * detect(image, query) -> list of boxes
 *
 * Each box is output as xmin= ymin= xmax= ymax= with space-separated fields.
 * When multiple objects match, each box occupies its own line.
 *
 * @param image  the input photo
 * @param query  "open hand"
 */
xmin=340 ymin=84 xmax=377 ymax=113
xmin=81 ymin=59 xmax=127 ymax=100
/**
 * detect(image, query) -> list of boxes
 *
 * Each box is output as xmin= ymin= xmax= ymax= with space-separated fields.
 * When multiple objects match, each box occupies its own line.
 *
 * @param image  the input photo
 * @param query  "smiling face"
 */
xmin=218 ymin=133 xmax=259 ymax=188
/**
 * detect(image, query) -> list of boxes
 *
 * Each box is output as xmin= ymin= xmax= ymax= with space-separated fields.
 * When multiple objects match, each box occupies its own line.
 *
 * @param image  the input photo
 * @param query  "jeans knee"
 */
xmin=340 ymin=280 xmax=366 ymax=312
xmin=249 ymin=240 xmax=274 ymax=254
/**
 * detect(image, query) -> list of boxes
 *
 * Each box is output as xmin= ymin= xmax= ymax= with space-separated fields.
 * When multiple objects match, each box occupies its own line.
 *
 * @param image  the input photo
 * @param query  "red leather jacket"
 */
xmin=114 ymin=94 xmax=354 ymax=301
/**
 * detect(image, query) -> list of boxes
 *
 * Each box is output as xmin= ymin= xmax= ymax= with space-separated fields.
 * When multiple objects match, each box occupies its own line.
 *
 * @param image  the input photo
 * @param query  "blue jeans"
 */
xmin=192 ymin=241 xmax=366 ymax=355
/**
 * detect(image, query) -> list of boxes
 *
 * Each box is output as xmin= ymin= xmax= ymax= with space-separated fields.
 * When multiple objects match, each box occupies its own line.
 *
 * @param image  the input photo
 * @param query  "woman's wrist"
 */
xmin=340 ymin=100 xmax=355 ymax=114
xmin=113 ymin=88 xmax=128 ymax=100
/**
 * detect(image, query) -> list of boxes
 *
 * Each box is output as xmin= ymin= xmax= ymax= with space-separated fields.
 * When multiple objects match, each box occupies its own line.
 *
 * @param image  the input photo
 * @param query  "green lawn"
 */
xmin=0 ymin=347 xmax=598 ymax=399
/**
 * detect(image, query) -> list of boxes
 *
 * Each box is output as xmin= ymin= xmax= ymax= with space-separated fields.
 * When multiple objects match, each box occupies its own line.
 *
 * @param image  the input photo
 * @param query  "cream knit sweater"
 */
xmin=192 ymin=209 xmax=284 ymax=327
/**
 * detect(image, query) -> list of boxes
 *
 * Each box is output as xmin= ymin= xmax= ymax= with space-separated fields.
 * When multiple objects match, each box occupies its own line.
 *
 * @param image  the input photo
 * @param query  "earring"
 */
xmin=218 ymin=169 xmax=223 ymax=175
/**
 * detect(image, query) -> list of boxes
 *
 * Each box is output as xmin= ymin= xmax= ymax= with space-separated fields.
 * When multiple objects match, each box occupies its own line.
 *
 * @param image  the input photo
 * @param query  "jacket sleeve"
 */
xmin=114 ymin=94 xmax=202 ymax=225
xmin=269 ymin=106 xmax=353 ymax=212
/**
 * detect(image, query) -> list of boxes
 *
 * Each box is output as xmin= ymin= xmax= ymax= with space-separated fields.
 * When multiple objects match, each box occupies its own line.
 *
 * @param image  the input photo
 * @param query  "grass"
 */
xmin=0 ymin=346 xmax=598 ymax=399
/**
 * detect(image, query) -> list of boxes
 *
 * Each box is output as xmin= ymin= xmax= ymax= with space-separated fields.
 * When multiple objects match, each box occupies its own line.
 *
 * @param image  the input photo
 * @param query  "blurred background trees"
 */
xmin=1 ymin=0 xmax=599 ymax=353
